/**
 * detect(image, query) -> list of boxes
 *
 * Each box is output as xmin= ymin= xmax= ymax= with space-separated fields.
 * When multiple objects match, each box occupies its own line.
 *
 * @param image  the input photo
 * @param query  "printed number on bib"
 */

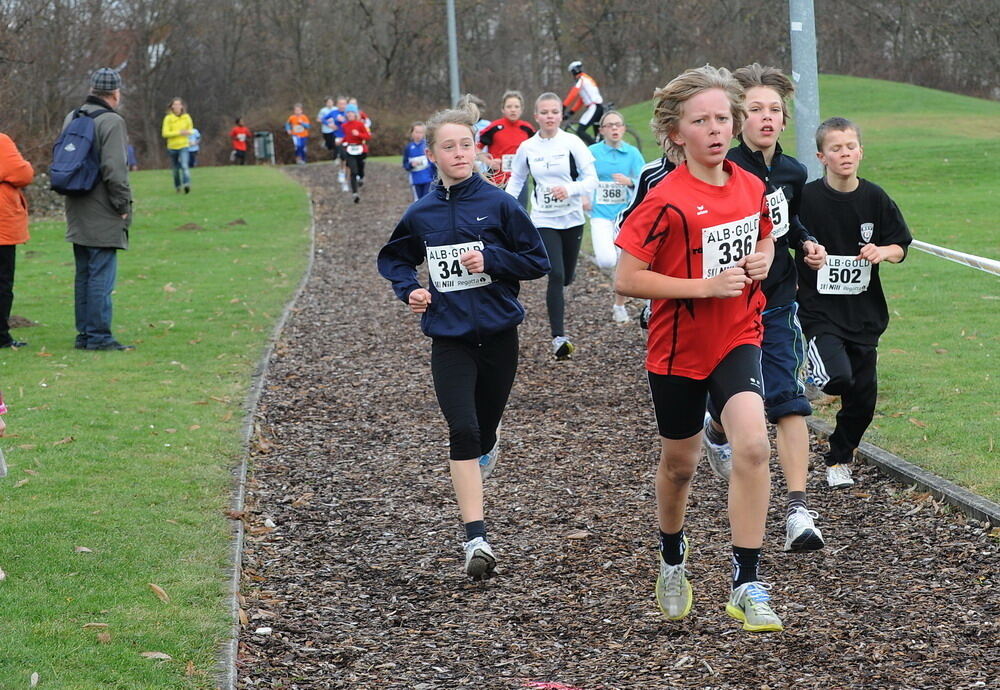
xmin=596 ymin=181 xmax=627 ymax=205
xmin=535 ymin=186 xmax=570 ymax=212
xmin=426 ymin=241 xmax=493 ymax=293
xmin=409 ymin=155 xmax=428 ymax=171
xmin=766 ymin=188 xmax=789 ymax=239
xmin=817 ymin=255 xmax=871 ymax=295
xmin=501 ymin=154 xmax=515 ymax=172
xmin=346 ymin=144 xmax=364 ymax=156
xmin=701 ymin=213 xmax=760 ymax=279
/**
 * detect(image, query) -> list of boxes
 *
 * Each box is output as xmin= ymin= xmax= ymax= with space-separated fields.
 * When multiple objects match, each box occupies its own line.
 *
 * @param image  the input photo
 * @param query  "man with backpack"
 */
xmin=56 ymin=67 xmax=134 ymax=351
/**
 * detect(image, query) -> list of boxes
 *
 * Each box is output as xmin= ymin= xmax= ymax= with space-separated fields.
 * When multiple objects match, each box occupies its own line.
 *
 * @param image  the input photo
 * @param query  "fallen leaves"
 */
xmin=140 ymin=651 xmax=172 ymax=660
xmin=52 ymin=436 xmax=75 ymax=446
xmin=909 ymin=417 xmax=928 ymax=428
xmin=74 ymin=546 xmax=93 ymax=553
xmin=148 ymin=583 xmax=171 ymax=603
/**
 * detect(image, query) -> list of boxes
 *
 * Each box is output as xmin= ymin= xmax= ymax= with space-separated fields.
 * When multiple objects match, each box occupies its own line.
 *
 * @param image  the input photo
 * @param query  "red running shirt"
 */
xmin=477 ymin=118 xmax=536 ymax=186
xmin=615 ymin=161 xmax=772 ymax=378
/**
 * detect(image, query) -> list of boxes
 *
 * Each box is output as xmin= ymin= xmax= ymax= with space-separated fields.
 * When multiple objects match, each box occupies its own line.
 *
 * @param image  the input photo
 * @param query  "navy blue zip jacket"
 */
xmin=377 ymin=173 xmax=550 ymax=343
xmin=727 ymin=140 xmax=817 ymax=309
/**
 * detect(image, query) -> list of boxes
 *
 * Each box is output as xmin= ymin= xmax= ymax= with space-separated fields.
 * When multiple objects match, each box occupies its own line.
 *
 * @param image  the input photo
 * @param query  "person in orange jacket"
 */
xmin=0 ymin=131 xmax=34 ymax=348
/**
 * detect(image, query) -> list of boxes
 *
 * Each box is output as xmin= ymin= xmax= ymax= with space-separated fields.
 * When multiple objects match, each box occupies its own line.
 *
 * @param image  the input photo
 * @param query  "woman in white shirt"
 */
xmin=506 ymin=93 xmax=597 ymax=360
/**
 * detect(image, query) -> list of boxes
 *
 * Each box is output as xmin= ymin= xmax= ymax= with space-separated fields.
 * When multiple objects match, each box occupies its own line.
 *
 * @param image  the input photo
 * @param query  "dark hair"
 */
xmin=815 ymin=116 xmax=862 ymax=151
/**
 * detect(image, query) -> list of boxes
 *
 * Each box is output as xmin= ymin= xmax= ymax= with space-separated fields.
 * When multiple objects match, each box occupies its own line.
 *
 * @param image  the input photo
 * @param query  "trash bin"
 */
xmin=253 ymin=131 xmax=275 ymax=164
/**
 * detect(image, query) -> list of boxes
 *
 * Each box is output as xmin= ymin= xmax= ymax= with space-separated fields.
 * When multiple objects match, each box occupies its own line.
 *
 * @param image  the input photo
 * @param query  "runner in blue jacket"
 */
xmin=401 ymin=122 xmax=436 ymax=200
xmin=377 ymin=103 xmax=549 ymax=581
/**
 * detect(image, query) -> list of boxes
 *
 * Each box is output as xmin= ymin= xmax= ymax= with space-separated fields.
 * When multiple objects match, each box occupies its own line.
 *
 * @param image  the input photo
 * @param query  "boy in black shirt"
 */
xmin=796 ymin=117 xmax=912 ymax=489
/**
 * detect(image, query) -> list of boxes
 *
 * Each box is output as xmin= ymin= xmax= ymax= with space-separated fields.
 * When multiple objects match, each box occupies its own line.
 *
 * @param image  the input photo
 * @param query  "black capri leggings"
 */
xmin=345 ymin=153 xmax=367 ymax=192
xmin=431 ymin=328 xmax=519 ymax=460
xmin=538 ymin=225 xmax=584 ymax=338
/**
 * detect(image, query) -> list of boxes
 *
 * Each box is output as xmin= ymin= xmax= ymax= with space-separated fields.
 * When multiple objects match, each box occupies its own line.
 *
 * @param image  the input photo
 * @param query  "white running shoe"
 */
xmin=341 ymin=183 xmax=351 ymax=192
xmin=655 ymin=537 xmax=692 ymax=620
xmin=463 ymin=537 xmax=497 ymax=580
xmin=784 ymin=506 xmax=825 ymax=552
xmin=552 ymin=336 xmax=575 ymax=360
xmin=701 ymin=412 xmax=732 ymax=480
xmin=826 ymin=464 xmax=855 ymax=489
xmin=479 ymin=438 xmax=500 ymax=481
xmin=726 ymin=582 xmax=784 ymax=632
xmin=612 ymin=304 xmax=630 ymax=323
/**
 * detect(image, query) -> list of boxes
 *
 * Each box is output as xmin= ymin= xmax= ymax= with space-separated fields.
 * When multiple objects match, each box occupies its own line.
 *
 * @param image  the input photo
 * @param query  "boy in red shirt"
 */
xmin=229 ymin=117 xmax=251 ymax=165
xmin=616 ymin=65 xmax=783 ymax=632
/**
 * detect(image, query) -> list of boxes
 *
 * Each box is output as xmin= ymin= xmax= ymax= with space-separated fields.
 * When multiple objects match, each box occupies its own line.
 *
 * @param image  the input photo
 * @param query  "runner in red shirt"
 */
xmin=616 ymin=65 xmax=784 ymax=633
xmin=478 ymin=90 xmax=536 ymax=188
xmin=229 ymin=117 xmax=251 ymax=165
xmin=341 ymin=104 xmax=371 ymax=203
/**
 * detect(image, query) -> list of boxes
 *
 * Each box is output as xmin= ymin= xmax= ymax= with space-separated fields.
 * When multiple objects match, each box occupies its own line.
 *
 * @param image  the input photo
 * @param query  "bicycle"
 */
xmin=561 ymin=101 xmax=642 ymax=150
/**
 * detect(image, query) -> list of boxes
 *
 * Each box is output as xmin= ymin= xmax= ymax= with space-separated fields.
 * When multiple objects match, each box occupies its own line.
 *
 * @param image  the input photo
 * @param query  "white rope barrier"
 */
xmin=910 ymin=239 xmax=1000 ymax=277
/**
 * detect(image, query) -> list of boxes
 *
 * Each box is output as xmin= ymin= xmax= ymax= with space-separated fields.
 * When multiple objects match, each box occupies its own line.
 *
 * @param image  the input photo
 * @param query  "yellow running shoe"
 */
xmin=726 ymin=581 xmax=784 ymax=632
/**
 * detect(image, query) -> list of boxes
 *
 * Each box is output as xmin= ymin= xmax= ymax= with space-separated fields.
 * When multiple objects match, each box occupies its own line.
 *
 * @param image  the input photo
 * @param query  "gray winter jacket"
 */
xmin=62 ymin=95 xmax=132 ymax=249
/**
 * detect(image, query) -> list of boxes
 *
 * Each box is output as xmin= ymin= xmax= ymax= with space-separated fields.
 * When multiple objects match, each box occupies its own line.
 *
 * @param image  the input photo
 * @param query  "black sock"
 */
xmin=659 ymin=529 xmax=686 ymax=566
xmin=705 ymin=420 xmax=727 ymax=445
xmin=731 ymin=546 xmax=761 ymax=588
xmin=464 ymin=520 xmax=487 ymax=542
xmin=786 ymin=491 xmax=808 ymax=517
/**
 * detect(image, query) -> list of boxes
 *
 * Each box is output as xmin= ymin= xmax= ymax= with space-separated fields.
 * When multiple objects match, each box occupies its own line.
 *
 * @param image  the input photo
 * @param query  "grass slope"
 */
xmin=620 ymin=75 xmax=999 ymax=501
xmin=0 ymin=166 xmax=310 ymax=687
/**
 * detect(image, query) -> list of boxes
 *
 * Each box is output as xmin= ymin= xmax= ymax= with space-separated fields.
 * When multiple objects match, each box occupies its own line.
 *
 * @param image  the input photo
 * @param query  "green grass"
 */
xmin=0 ymin=166 xmax=310 ymax=687
xmin=621 ymin=75 xmax=1000 ymax=501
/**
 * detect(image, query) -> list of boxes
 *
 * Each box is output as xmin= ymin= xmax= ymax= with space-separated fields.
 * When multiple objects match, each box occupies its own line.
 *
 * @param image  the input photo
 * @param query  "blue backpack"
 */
xmin=50 ymin=108 xmax=111 ymax=195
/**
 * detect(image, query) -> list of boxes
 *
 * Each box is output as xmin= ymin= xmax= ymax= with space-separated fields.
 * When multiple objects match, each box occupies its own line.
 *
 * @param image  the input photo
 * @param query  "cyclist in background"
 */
xmin=563 ymin=61 xmax=604 ymax=145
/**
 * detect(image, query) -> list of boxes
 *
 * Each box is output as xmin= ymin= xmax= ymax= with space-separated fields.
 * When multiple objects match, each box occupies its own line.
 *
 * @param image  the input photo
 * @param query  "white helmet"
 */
xmin=568 ymin=60 xmax=583 ymax=75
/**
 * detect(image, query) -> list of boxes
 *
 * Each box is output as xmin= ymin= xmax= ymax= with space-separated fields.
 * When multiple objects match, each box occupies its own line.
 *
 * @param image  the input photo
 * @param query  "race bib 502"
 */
xmin=817 ymin=255 xmax=871 ymax=295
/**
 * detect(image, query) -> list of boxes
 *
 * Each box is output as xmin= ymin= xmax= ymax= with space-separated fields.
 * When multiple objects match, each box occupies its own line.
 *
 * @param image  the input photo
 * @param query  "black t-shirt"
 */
xmin=796 ymin=178 xmax=912 ymax=344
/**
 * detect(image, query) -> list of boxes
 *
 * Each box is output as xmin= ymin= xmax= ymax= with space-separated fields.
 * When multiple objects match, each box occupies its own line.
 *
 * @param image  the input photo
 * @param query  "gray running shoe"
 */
xmin=655 ymin=536 xmax=692 ymax=620
xmin=784 ymin=506 xmax=825 ymax=552
xmin=701 ymin=412 xmax=732 ymax=480
xmin=463 ymin=537 xmax=497 ymax=580
xmin=479 ymin=439 xmax=500 ymax=480
xmin=552 ymin=336 xmax=575 ymax=360
xmin=826 ymin=464 xmax=855 ymax=489
xmin=726 ymin=581 xmax=784 ymax=632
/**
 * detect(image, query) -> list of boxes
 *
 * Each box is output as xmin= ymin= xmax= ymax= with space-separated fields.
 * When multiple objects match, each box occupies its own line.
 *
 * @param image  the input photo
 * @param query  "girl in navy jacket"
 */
xmin=402 ymin=122 xmax=436 ymax=200
xmin=377 ymin=103 xmax=549 ymax=581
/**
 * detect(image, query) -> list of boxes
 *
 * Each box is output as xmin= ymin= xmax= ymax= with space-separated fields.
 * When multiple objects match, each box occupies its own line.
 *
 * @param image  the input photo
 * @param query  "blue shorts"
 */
xmin=760 ymin=302 xmax=812 ymax=422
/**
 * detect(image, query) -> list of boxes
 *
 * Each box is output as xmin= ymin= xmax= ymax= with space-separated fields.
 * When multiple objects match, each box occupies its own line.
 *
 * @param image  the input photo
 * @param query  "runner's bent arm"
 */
xmin=376 ymin=217 xmax=425 ymax=303
xmin=616 ymin=250 xmax=751 ymax=300
xmin=504 ymin=147 xmax=529 ymax=199
xmin=480 ymin=201 xmax=550 ymax=281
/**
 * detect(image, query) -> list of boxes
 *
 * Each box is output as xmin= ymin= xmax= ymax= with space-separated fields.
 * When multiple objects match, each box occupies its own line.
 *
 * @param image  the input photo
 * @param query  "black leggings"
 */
xmin=538 ymin=226 xmax=583 ymax=337
xmin=346 ymin=153 xmax=366 ymax=192
xmin=431 ymin=328 xmax=519 ymax=460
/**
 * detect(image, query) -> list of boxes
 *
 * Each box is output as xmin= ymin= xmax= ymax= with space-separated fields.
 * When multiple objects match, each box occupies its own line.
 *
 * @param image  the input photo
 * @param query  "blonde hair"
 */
xmin=535 ymin=92 xmax=561 ymax=111
xmin=650 ymin=65 xmax=744 ymax=164
xmin=501 ymin=90 xmax=524 ymax=109
xmin=425 ymin=103 xmax=479 ymax=151
xmin=732 ymin=63 xmax=794 ymax=123
xmin=456 ymin=93 xmax=485 ymax=113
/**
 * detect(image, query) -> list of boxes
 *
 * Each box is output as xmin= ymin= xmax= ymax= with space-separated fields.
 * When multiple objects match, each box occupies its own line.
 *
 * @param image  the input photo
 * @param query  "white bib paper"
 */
xmin=426 ymin=241 xmax=492 ymax=293
xmin=409 ymin=155 xmax=428 ymax=171
xmin=501 ymin=154 xmax=515 ymax=172
xmin=534 ymin=186 xmax=571 ymax=212
xmin=817 ymin=255 xmax=871 ymax=295
xmin=346 ymin=143 xmax=364 ymax=156
xmin=701 ymin=213 xmax=760 ymax=279
xmin=596 ymin=181 xmax=628 ymax=205
xmin=766 ymin=188 xmax=790 ymax=239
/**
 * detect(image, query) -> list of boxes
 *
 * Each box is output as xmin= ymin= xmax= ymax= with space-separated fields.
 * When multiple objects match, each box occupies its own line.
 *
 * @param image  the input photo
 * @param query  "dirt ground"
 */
xmin=236 ymin=162 xmax=999 ymax=690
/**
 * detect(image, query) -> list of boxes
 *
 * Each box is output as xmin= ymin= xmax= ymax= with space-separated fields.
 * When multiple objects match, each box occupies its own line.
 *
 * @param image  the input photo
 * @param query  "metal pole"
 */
xmin=446 ymin=0 xmax=461 ymax=105
xmin=789 ymin=0 xmax=823 ymax=181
